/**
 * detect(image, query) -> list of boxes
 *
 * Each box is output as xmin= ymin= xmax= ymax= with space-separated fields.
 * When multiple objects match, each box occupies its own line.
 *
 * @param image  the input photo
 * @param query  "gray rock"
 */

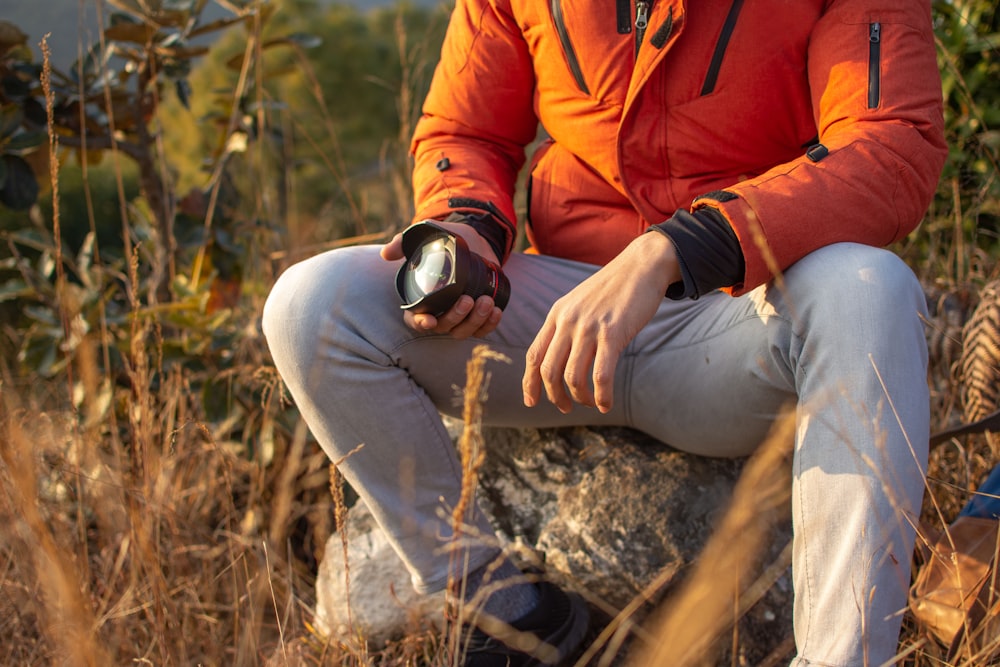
xmin=313 ymin=500 xmax=447 ymax=648
xmin=315 ymin=423 xmax=795 ymax=664
xmin=476 ymin=426 xmax=748 ymax=607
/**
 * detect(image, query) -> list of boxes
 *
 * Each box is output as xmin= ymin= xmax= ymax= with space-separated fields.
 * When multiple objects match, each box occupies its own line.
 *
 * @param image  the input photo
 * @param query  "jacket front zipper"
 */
xmin=550 ymin=0 xmax=590 ymax=94
xmin=868 ymin=22 xmax=882 ymax=108
xmin=635 ymin=0 xmax=651 ymax=57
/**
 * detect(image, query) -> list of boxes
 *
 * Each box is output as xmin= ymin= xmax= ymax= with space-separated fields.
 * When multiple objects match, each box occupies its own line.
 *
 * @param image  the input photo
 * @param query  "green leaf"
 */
xmin=0 ymin=20 xmax=28 ymax=53
xmin=0 ymin=104 xmax=23 ymax=139
xmin=24 ymin=304 xmax=58 ymax=326
xmin=4 ymin=129 xmax=47 ymax=155
xmin=71 ymin=42 xmax=114 ymax=84
xmin=162 ymin=58 xmax=193 ymax=79
xmin=1 ymin=73 xmax=32 ymax=101
xmin=0 ymin=154 xmax=38 ymax=211
xmin=77 ymin=232 xmax=96 ymax=288
xmin=175 ymin=78 xmax=192 ymax=109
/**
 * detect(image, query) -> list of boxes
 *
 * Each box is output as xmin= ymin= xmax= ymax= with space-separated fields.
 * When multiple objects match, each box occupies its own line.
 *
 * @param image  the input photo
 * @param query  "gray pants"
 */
xmin=262 ymin=241 xmax=929 ymax=667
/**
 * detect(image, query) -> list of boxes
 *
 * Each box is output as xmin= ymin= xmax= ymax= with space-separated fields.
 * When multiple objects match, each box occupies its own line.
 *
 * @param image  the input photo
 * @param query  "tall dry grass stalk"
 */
xmin=0 ymin=395 xmax=109 ymax=667
xmin=445 ymin=344 xmax=512 ymax=666
xmin=631 ymin=407 xmax=796 ymax=667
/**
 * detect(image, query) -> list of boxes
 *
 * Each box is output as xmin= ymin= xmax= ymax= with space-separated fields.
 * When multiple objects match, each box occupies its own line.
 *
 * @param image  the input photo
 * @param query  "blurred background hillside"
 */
xmin=6 ymin=0 xmax=439 ymax=70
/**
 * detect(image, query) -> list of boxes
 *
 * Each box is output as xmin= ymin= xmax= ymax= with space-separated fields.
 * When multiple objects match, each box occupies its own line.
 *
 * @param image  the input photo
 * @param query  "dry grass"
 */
xmin=633 ymin=408 xmax=796 ymax=667
xmin=1 ymin=303 xmax=996 ymax=667
xmin=0 ymin=262 xmax=331 ymax=665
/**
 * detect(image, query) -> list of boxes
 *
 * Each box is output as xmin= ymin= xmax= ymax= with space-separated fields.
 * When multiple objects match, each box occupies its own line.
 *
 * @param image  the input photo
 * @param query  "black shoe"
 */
xmin=459 ymin=580 xmax=590 ymax=666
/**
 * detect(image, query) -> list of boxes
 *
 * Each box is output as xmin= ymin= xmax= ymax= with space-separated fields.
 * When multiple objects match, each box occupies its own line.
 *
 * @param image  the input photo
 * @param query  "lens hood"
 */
xmin=395 ymin=221 xmax=510 ymax=316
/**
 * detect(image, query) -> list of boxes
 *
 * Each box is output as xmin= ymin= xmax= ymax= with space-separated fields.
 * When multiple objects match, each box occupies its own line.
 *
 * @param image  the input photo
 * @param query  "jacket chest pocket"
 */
xmin=540 ymin=0 xmax=639 ymax=102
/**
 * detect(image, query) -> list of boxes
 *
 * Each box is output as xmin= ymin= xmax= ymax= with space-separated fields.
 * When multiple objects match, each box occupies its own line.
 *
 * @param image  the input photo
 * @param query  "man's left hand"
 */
xmin=522 ymin=231 xmax=681 ymax=414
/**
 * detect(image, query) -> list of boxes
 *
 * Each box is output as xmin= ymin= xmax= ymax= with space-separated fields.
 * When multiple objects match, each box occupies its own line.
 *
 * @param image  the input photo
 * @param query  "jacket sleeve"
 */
xmin=693 ymin=0 xmax=947 ymax=295
xmin=409 ymin=0 xmax=538 ymax=261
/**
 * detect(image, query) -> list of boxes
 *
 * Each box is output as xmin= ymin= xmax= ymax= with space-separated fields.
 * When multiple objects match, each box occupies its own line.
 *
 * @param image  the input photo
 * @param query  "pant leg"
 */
xmin=779 ymin=245 xmax=928 ymax=667
xmin=620 ymin=243 xmax=928 ymax=666
xmin=262 ymin=246 xmax=621 ymax=593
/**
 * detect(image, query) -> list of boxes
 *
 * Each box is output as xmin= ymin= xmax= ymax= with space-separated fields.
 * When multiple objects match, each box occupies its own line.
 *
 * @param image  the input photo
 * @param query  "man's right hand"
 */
xmin=381 ymin=221 xmax=504 ymax=339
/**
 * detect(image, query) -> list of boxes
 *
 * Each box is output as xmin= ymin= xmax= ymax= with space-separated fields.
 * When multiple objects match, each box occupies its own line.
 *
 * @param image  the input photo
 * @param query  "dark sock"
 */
xmin=463 ymin=558 xmax=540 ymax=622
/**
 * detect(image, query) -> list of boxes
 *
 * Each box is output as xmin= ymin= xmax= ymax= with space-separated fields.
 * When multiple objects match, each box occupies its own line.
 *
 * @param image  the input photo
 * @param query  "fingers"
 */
xmin=563 ymin=335 xmax=597 ymax=409
xmin=592 ymin=342 xmax=618 ymax=414
xmin=404 ymin=295 xmax=501 ymax=339
xmin=524 ymin=318 xmax=602 ymax=415
xmin=523 ymin=312 xmax=620 ymax=415
xmin=447 ymin=296 xmax=502 ymax=339
xmin=522 ymin=323 xmax=553 ymax=409
xmin=537 ymin=330 xmax=575 ymax=414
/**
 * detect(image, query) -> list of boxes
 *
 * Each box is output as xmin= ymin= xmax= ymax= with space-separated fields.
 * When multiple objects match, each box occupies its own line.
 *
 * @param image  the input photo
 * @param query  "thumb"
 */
xmin=380 ymin=233 xmax=404 ymax=261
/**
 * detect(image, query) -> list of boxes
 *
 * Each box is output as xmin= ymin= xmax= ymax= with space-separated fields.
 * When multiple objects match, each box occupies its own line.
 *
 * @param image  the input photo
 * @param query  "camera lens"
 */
xmin=402 ymin=237 xmax=455 ymax=303
xmin=395 ymin=222 xmax=511 ymax=317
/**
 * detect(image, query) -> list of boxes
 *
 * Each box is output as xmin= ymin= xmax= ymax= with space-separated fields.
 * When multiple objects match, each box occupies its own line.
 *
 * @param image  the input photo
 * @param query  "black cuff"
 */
xmin=442 ymin=211 xmax=506 ymax=262
xmin=648 ymin=208 xmax=745 ymax=300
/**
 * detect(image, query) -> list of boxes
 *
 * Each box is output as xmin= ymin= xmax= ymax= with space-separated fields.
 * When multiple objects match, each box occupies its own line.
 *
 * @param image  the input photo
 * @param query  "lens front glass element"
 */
xmin=403 ymin=237 xmax=454 ymax=303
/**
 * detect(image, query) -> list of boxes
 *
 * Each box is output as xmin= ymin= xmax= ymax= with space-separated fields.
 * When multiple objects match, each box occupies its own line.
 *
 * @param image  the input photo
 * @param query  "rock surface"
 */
xmin=313 ymin=501 xmax=447 ymax=647
xmin=314 ymin=423 xmax=795 ymax=664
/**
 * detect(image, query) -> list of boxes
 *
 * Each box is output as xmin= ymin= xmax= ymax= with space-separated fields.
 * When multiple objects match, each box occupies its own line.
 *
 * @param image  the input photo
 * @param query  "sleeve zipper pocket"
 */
xmin=868 ymin=22 xmax=881 ymax=108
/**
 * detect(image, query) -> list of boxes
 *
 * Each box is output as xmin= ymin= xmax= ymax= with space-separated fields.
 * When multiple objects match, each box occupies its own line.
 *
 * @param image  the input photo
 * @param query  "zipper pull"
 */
xmin=869 ymin=22 xmax=880 ymax=43
xmin=635 ymin=0 xmax=650 ymax=30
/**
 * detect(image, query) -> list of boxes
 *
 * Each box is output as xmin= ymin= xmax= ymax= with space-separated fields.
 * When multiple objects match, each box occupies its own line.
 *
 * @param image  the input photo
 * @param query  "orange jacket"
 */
xmin=410 ymin=0 xmax=946 ymax=295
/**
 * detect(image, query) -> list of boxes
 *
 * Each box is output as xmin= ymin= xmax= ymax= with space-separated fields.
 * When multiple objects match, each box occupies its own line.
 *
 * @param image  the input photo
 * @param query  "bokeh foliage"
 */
xmin=911 ymin=0 xmax=1000 ymax=283
xmin=0 ymin=0 xmax=449 ymax=381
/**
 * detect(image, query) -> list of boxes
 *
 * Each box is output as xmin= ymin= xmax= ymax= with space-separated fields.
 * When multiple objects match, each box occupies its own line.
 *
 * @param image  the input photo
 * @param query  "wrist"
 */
xmin=650 ymin=209 xmax=745 ymax=299
xmin=641 ymin=227 xmax=682 ymax=294
xmin=442 ymin=211 xmax=507 ymax=264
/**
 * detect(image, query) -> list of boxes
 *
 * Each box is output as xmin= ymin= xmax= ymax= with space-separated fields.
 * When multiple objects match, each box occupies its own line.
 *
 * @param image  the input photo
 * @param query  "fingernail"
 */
xmin=455 ymin=297 xmax=472 ymax=315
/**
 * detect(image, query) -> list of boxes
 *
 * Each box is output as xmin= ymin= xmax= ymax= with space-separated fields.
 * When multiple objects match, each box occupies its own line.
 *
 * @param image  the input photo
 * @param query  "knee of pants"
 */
xmin=262 ymin=256 xmax=321 ymax=380
xmin=783 ymin=243 xmax=928 ymax=334
xmin=262 ymin=255 xmax=320 ymax=349
xmin=262 ymin=245 xmax=392 ymax=371
xmin=262 ymin=260 xmax=302 ymax=341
